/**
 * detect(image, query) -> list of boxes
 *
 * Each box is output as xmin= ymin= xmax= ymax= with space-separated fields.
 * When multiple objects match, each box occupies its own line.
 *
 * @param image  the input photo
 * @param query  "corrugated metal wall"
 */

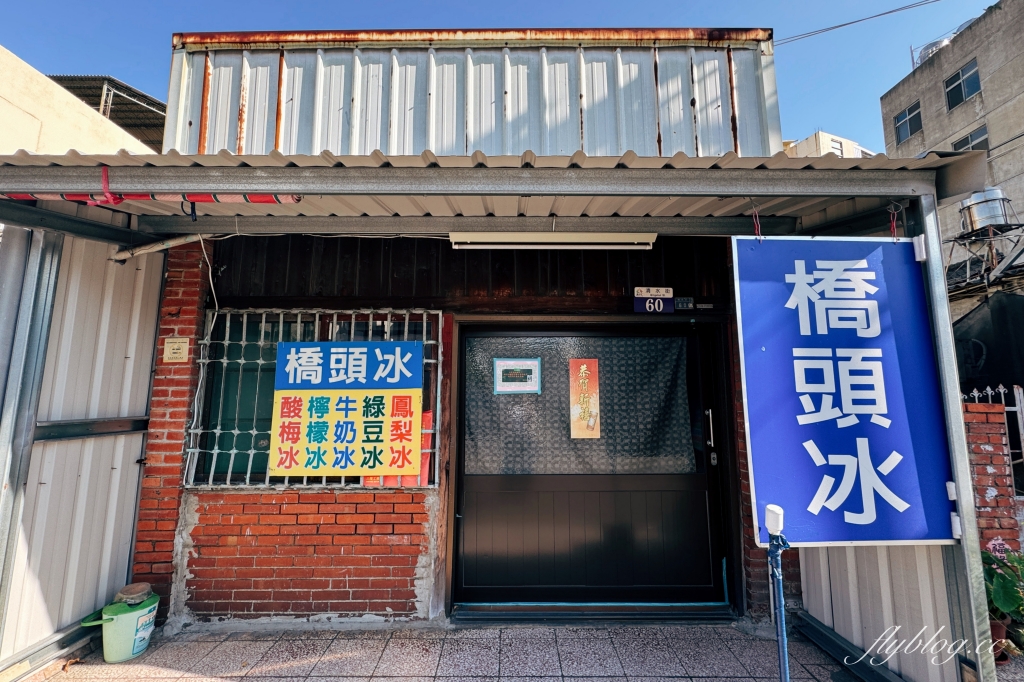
xmin=0 ymin=236 xmax=163 ymax=660
xmin=800 ymin=546 xmax=959 ymax=682
xmin=165 ymin=45 xmax=779 ymax=157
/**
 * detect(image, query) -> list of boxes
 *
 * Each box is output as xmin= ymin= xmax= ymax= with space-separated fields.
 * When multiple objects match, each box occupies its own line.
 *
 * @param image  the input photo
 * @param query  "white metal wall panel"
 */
xmin=430 ymin=50 xmax=466 ymax=156
xmin=730 ymin=48 xmax=766 ymax=157
xmin=313 ymin=49 xmax=352 ymax=156
xmin=801 ymin=546 xmax=957 ymax=682
xmin=617 ymin=49 xmax=658 ymax=156
xmin=241 ymin=50 xmax=279 ymax=155
xmin=467 ymin=50 xmax=502 ymax=157
xmin=0 ymin=236 xmax=162 ymax=659
xmin=692 ymin=48 xmax=733 ymax=156
xmin=171 ymin=44 xmax=779 ymax=158
xmin=505 ymin=50 xmax=542 ymax=155
xmin=656 ymin=49 xmax=696 ymax=157
xmin=350 ymin=50 xmax=391 ymax=155
xmin=205 ymin=51 xmax=242 ymax=154
xmin=0 ymin=435 xmax=145 ymax=659
xmin=280 ymin=51 xmax=317 ymax=155
xmin=389 ymin=50 xmax=428 ymax=156
xmin=36 ymin=238 xmax=163 ymax=420
xmin=542 ymin=49 xmax=581 ymax=155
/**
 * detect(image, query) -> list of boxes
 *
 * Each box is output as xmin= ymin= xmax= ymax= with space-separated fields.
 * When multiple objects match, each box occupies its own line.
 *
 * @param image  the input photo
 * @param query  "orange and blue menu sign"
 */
xmin=269 ymin=341 xmax=423 ymax=477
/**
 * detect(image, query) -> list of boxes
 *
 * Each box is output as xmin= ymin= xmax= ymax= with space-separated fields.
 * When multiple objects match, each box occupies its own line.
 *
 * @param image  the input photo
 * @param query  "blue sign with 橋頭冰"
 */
xmin=274 ymin=341 xmax=423 ymax=390
xmin=733 ymin=237 xmax=955 ymax=545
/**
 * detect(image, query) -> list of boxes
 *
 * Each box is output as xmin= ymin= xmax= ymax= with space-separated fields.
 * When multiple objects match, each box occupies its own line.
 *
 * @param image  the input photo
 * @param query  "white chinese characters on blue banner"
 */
xmin=274 ymin=341 xmax=423 ymax=390
xmin=733 ymin=237 xmax=954 ymax=545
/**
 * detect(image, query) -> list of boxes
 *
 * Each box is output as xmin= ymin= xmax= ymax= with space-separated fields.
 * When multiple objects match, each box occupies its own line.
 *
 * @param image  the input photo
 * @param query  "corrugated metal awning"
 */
xmin=0 ymin=150 xmax=986 ymax=244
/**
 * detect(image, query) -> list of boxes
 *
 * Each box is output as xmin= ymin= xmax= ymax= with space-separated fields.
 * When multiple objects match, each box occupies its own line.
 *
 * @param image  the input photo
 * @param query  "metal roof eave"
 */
xmin=0 ymin=166 xmax=939 ymax=199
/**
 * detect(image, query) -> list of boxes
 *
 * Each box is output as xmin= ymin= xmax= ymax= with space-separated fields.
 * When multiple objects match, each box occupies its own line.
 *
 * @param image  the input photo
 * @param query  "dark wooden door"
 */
xmin=454 ymin=326 xmax=727 ymax=605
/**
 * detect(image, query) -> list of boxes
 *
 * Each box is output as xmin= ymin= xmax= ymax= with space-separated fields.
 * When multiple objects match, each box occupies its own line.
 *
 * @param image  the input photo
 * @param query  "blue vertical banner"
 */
xmin=733 ymin=237 xmax=955 ymax=545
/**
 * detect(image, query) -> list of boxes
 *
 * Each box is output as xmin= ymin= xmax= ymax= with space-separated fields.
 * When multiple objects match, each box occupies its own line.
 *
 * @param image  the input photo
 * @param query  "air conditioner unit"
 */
xmin=448 ymin=232 xmax=657 ymax=250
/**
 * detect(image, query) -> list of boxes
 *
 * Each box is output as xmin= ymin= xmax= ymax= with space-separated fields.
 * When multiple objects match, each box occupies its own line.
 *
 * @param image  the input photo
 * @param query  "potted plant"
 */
xmin=981 ymin=550 xmax=1024 ymax=665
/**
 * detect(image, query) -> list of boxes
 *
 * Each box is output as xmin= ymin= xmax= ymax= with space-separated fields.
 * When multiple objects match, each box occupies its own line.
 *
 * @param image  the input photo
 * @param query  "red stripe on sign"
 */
xmin=121 ymin=194 xmax=155 ymax=201
xmin=183 ymin=194 xmax=216 ymax=203
xmin=4 ymin=194 xmax=35 ymax=201
xmin=61 ymin=194 xmax=94 ymax=202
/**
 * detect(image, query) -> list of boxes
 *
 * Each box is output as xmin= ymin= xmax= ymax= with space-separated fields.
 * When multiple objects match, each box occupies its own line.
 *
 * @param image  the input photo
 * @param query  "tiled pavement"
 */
xmin=49 ymin=624 xmax=859 ymax=682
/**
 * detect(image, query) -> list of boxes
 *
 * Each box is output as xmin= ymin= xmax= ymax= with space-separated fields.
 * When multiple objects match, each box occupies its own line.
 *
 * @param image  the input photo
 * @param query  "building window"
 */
xmin=953 ymin=125 xmax=989 ymax=151
xmin=830 ymin=139 xmax=844 ymax=157
xmin=894 ymin=101 xmax=922 ymax=145
xmin=945 ymin=59 xmax=981 ymax=111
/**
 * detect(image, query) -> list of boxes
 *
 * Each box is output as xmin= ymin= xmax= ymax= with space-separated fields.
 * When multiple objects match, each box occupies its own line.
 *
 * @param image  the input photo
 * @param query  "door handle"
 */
xmin=705 ymin=408 xmax=714 ymax=447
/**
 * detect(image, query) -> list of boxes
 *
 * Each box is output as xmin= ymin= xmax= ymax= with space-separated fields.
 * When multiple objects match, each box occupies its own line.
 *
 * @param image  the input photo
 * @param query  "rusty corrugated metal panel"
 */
xmin=173 ymin=28 xmax=773 ymax=50
xmin=165 ymin=43 xmax=778 ymax=159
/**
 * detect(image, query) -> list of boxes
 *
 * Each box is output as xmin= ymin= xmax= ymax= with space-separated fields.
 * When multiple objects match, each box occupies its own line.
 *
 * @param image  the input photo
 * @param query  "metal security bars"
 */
xmin=184 ymin=308 xmax=442 ymax=488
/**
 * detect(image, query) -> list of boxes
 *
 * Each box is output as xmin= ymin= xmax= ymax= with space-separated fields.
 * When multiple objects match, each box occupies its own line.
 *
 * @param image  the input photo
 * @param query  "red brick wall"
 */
xmin=965 ymin=402 xmax=1020 ymax=551
xmin=187 ymin=490 xmax=430 ymax=618
xmin=132 ymin=242 xmax=211 ymax=621
xmin=728 ymin=323 xmax=801 ymax=615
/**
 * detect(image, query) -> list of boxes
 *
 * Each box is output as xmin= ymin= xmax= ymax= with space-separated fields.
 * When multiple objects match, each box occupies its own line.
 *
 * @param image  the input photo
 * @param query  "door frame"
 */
xmin=443 ymin=313 xmax=743 ymax=617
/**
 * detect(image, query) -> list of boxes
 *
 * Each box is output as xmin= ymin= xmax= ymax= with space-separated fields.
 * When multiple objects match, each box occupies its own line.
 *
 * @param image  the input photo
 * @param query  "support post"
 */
xmin=766 ymin=504 xmax=790 ymax=682
xmin=918 ymin=194 xmax=996 ymax=682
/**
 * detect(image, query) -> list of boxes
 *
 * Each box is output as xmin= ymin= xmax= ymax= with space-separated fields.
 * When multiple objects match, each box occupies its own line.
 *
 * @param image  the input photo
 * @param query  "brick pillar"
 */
xmin=729 ymin=324 xmax=801 ymax=615
xmin=132 ymin=242 xmax=210 ymax=621
xmin=965 ymin=402 xmax=1020 ymax=551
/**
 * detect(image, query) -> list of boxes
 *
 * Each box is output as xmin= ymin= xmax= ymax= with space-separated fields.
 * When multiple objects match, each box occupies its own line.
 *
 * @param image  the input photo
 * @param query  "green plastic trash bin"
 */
xmin=81 ymin=583 xmax=159 ymax=663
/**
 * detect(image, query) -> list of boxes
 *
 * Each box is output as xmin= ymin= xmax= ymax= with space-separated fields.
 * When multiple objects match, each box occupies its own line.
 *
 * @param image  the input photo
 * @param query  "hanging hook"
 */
xmin=887 ymin=201 xmax=901 ymax=243
xmin=750 ymin=198 xmax=763 ymax=242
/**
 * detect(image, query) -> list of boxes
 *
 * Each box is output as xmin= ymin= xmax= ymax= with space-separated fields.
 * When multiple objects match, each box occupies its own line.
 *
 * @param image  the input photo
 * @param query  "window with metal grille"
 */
xmin=953 ymin=125 xmax=988 ymax=152
xmin=894 ymin=101 xmax=922 ymax=145
xmin=184 ymin=309 xmax=443 ymax=488
xmin=945 ymin=59 xmax=981 ymax=111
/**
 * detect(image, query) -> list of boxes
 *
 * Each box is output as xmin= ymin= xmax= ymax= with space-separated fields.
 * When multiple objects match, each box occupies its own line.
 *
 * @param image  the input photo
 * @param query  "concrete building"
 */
xmin=0 ymin=46 xmax=152 ymax=156
xmin=783 ymin=131 xmax=874 ymax=159
xmin=880 ymin=0 xmax=1024 ymax=320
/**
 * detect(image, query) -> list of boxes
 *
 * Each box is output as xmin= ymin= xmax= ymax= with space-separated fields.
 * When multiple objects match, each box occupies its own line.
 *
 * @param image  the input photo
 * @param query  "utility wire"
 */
xmin=776 ymin=0 xmax=942 ymax=46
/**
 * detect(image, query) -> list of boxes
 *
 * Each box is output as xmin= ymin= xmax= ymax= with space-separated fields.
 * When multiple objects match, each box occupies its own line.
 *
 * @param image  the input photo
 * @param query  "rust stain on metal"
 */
xmin=726 ymin=47 xmax=739 ymax=154
xmin=652 ymin=47 xmax=663 ymax=157
xmin=236 ymin=60 xmax=248 ymax=155
xmin=274 ymin=50 xmax=285 ymax=152
xmin=173 ymin=28 xmax=772 ymax=50
xmin=197 ymin=52 xmax=212 ymax=154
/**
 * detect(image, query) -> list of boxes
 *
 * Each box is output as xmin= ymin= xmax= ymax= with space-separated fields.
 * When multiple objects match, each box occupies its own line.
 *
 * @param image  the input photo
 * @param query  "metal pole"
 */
xmin=918 ymin=194 xmax=996 ymax=682
xmin=769 ymin=532 xmax=791 ymax=682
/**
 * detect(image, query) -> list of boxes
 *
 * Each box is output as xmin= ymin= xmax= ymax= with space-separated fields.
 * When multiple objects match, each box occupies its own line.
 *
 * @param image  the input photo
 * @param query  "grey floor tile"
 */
xmin=373 ymin=639 xmax=444 ymax=676
xmin=280 ymin=629 xmax=339 ymax=640
xmin=243 ymin=678 xmax=309 ymax=682
xmin=448 ymin=628 xmax=502 ymax=639
xmin=609 ymin=627 xmax=666 ymax=641
xmin=168 ymin=630 xmax=232 ymax=643
xmin=392 ymin=628 xmax=448 ymax=639
xmin=500 ymin=635 xmax=561 ymax=676
xmin=804 ymin=663 xmax=850 ymax=682
xmin=501 ymin=677 xmax=562 ymax=682
xmin=558 ymin=637 xmax=626 ymax=676
xmin=245 ymin=637 xmax=332 ymax=677
xmin=306 ymin=677 xmax=371 ymax=682
xmin=311 ymin=637 xmax=388 ymax=677
xmin=671 ymin=640 xmax=748 ymax=677
xmin=556 ymin=627 xmax=612 ymax=640
xmin=226 ymin=630 xmax=286 ymax=641
xmin=501 ymin=626 xmax=557 ymax=639
xmin=627 ymin=678 xmax=693 ymax=682
xmin=613 ymin=638 xmax=688 ymax=677
xmin=368 ymin=678 xmax=433 ymax=682
xmin=437 ymin=639 xmax=501 ymax=677
xmin=335 ymin=630 xmax=392 ymax=639
xmin=724 ymin=640 xmax=812 ymax=679
xmin=186 ymin=640 xmax=275 ymax=678
xmin=57 ymin=654 xmax=138 ymax=679
xmin=564 ymin=677 xmax=628 ymax=682
xmin=787 ymin=641 xmax=839 ymax=667
xmin=122 ymin=641 xmax=219 ymax=677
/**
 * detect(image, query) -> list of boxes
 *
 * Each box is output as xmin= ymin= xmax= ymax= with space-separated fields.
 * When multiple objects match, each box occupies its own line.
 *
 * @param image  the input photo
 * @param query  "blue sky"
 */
xmin=0 ymin=0 xmax=994 ymax=152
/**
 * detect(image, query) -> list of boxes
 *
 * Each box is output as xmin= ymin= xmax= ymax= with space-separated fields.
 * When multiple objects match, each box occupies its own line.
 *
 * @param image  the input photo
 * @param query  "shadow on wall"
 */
xmin=954 ymin=291 xmax=1024 ymax=393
